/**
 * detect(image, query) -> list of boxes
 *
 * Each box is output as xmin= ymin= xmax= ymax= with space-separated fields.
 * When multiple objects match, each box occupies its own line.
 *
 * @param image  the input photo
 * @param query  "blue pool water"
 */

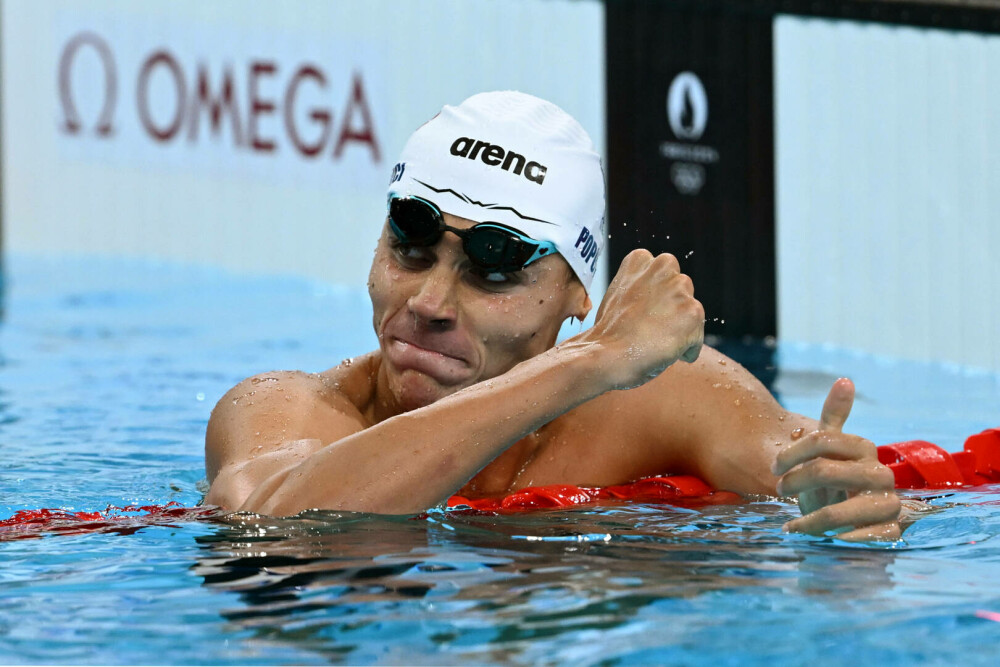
xmin=2 ymin=255 xmax=1000 ymax=665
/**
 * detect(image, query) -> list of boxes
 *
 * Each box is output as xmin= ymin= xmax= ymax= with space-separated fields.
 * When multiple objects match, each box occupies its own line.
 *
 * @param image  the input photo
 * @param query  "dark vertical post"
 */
xmin=605 ymin=0 xmax=776 ymax=340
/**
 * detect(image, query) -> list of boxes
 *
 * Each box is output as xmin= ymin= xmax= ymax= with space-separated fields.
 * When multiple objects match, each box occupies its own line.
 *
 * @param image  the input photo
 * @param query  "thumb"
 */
xmin=819 ymin=377 xmax=855 ymax=432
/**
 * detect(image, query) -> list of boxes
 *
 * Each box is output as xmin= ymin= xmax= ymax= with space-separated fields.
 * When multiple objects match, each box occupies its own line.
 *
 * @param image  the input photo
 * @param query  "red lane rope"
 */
xmin=4 ymin=429 xmax=998 ymax=534
xmin=450 ymin=428 xmax=1000 ymax=512
xmin=878 ymin=428 xmax=1000 ymax=489
xmin=447 ymin=476 xmax=741 ymax=511
xmin=0 ymin=503 xmax=220 ymax=541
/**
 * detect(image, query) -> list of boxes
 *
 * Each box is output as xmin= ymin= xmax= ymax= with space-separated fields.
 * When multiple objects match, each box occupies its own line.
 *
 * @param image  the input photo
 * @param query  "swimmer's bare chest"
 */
xmin=319 ymin=354 xmax=685 ymax=499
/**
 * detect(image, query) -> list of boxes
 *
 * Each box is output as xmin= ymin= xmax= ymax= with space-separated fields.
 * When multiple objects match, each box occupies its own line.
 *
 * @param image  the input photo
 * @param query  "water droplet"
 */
xmin=778 ymin=415 xmax=786 ymax=422
xmin=685 ymin=251 xmax=694 ymax=259
xmin=196 ymin=392 xmax=205 ymax=401
xmin=791 ymin=427 xmax=805 ymax=440
xmin=712 ymin=383 xmax=722 ymax=389
xmin=717 ymin=359 xmax=727 ymax=366
xmin=734 ymin=399 xmax=742 ymax=406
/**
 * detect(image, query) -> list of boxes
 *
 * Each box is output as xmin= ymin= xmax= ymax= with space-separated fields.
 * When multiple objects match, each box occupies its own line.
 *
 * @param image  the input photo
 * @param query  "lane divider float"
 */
xmin=3 ymin=430 xmax=998 ymax=535
xmin=447 ymin=428 xmax=1000 ymax=511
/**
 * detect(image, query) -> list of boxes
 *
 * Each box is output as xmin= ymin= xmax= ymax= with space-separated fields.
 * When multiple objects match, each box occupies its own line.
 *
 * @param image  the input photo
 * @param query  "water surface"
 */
xmin=2 ymin=255 xmax=999 ymax=665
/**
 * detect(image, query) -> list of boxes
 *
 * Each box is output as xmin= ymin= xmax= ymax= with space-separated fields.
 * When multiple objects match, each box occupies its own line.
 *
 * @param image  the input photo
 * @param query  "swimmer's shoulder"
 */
xmin=550 ymin=346 xmax=748 ymax=453
xmin=214 ymin=352 xmax=379 ymax=418
xmin=206 ymin=356 xmax=379 ymax=477
xmin=567 ymin=344 xmax=782 ymax=461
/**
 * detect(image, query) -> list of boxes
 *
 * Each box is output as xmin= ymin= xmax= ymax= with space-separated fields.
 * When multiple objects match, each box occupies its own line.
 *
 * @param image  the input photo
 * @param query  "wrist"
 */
xmin=549 ymin=336 xmax=623 ymax=396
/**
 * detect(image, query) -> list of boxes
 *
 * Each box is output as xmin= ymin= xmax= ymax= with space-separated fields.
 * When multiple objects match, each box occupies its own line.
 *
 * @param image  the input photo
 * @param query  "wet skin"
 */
xmin=205 ymin=212 xmax=903 ymax=541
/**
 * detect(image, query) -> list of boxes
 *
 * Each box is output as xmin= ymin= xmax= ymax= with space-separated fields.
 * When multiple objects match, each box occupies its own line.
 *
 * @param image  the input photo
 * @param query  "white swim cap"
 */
xmin=387 ymin=91 xmax=605 ymax=292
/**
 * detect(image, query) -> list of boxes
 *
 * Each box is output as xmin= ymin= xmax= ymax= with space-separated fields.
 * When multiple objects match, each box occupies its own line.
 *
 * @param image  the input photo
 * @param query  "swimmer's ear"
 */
xmin=556 ymin=263 xmax=591 ymax=322
xmin=566 ymin=284 xmax=592 ymax=322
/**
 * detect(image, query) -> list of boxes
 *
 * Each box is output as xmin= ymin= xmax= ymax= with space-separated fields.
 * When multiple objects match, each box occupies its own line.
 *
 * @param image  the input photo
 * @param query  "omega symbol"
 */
xmin=58 ymin=32 xmax=117 ymax=136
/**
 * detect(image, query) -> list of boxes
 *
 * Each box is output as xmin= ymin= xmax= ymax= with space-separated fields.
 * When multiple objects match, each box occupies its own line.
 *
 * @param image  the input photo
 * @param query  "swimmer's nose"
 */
xmin=407 ymin=266 xmax=458 ymax=328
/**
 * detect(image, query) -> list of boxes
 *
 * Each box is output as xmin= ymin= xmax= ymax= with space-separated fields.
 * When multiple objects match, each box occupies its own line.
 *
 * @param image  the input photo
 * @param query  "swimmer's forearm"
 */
xmin=242 ymin=340 xmax=617 ymax=515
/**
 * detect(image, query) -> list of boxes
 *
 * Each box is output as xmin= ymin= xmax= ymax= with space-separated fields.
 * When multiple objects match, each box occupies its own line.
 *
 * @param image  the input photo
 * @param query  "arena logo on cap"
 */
xmin=449 ymin=137 xmax=547 ymax=185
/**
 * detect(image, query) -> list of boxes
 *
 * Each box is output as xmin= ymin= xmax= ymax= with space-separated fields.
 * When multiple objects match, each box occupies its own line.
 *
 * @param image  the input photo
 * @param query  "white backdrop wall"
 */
xmin=2 ymin=0 xmax=606 ymax=294
xmin=775 ymin=15 xmax=1000 ymax=373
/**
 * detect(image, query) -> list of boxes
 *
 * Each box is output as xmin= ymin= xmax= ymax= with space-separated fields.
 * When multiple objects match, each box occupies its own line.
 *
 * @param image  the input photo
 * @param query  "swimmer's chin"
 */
xmin=390 ymin=372 xmax=470 ymax=411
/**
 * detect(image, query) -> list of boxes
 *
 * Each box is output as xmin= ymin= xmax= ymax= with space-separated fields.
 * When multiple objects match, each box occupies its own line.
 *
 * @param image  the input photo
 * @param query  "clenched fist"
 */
xmin=579 ymin=249 xmax=705 ymax=390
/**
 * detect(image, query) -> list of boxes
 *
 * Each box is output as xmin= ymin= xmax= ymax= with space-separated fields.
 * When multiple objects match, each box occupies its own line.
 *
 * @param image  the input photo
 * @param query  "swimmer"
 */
xmin=204 ymin=91 xmax=902 ymax=541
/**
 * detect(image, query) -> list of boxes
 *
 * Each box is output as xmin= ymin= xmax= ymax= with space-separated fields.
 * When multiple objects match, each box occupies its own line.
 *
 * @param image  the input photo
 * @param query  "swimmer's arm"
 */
xmin=635 ymin=346 xmax=796 ymax=495
xmin=207 ymin=344 xmax=622 ymax=516
xmin=646 ymin=351 xmax=902 ymax=540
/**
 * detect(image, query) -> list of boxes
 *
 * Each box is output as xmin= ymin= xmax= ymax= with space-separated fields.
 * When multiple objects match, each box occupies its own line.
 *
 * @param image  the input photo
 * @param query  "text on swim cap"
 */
xmin=449 ymin=137 xmax=547 ymax=185
xmin=575 ymin=227 xmax=599 ymax=272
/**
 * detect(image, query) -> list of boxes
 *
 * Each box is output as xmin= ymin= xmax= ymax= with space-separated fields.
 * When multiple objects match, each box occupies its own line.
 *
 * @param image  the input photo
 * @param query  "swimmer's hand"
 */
xmin=772 ymin=378 xmax=902 ymax=541
xmin=582 ymin=249 xmax=704 ymax=390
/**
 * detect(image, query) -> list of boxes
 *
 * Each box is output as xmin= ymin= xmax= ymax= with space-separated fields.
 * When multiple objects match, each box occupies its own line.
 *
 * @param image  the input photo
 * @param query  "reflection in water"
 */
xmin=191 ymin=502 xmax=899 ymax=664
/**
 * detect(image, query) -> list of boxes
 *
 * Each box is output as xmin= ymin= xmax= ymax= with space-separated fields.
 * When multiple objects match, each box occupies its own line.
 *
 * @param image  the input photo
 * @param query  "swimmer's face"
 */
xmin=368 ymin=212 xmax=591 ymax=411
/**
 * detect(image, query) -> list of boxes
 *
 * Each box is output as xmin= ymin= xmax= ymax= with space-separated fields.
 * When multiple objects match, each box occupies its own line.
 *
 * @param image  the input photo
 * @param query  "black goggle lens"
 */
xmin=465 ymin=229 xmax=529 ymax=270
xmin=389 ymin=197 xmax=442 ymax=245
xmin=388 ymin=197 xmax=544 ymax=273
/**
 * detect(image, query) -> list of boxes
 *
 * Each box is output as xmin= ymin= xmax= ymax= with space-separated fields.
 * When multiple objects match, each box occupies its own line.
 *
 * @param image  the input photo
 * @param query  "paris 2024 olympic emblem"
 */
xmin=660 ymin=71 xmax=719 ymax=196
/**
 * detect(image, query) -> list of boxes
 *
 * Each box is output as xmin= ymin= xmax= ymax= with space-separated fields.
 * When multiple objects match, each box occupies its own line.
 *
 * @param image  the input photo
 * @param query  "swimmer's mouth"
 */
xmin=390 ymin=336 xmax=470 ymax=365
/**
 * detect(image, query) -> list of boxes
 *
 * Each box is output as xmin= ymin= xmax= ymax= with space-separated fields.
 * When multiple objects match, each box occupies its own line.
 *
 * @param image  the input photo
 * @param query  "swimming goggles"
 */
xmin=387 ymin=195 xmax=558 ymax=273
